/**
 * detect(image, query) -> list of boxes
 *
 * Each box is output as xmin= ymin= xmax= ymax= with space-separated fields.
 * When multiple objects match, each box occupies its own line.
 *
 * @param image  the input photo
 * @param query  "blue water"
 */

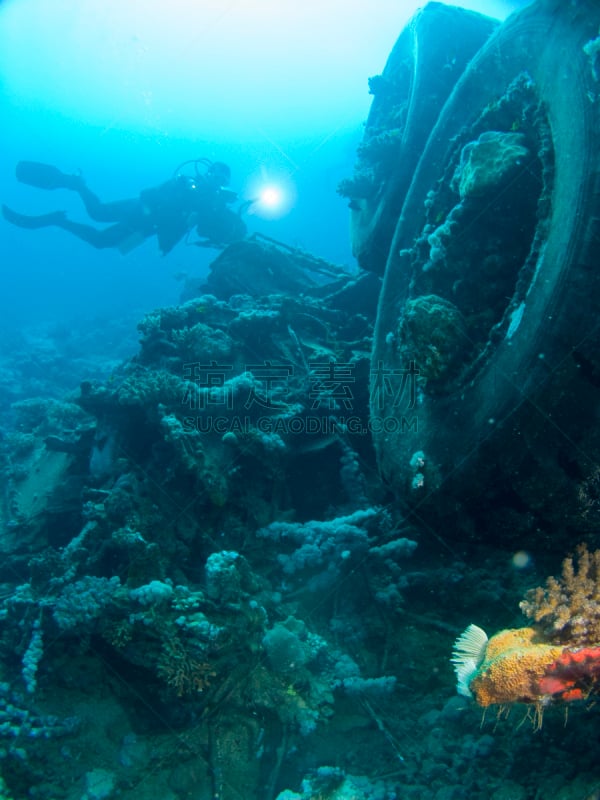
xmin=0 ymin=0 xmax=525 ymax=332
xmin=0 ymin=116 xmax=359 ymax=329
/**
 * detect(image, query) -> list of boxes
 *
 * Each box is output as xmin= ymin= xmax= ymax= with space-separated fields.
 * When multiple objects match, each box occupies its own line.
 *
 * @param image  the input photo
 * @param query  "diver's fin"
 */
xmin=15 ymin=161 xmax=82 ymax=191
xmin=2 ymin=205 xmax=66 ymax=229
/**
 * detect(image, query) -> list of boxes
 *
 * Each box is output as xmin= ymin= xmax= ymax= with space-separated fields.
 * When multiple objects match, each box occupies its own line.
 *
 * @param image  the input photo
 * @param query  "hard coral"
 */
xmin=519 ymin=543 xmax=600 ymax=646
xmin=157 ymin=633 xmax=216 ymax=697
xmin=451 ymin=130 xmax=529 ymax=199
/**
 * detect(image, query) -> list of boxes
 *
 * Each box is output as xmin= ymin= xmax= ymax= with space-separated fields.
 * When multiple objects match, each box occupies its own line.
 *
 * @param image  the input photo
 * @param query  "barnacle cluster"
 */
xmin=519 ymin=543 xmax=600 ymax=646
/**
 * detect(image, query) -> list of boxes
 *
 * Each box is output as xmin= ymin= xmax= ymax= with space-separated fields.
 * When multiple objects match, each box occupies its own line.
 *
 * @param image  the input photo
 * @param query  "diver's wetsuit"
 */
xmin=54 ymin=182 xmax=153 ymax=253
xmin=2 ymin=162 xmax=246 ymax=254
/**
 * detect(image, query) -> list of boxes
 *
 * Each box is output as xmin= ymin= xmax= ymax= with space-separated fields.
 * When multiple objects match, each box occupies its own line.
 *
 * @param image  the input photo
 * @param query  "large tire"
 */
xmin=342 ymin=2 xmax=498 ymax=275
xmin=370 ymin=0 xmax=600 ymax=528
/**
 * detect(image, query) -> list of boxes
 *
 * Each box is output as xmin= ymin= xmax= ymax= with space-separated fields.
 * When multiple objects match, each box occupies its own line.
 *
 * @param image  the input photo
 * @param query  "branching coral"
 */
xmin=157 ymin=633 xmax=216 ymax=697
xmin=519 ymin=543 xmax=600 ymax=646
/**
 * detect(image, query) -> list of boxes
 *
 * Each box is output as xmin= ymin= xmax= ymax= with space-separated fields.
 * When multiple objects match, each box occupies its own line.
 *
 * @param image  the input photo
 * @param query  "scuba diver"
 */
xmin=1 ymin=158 xmax=247 ymax=255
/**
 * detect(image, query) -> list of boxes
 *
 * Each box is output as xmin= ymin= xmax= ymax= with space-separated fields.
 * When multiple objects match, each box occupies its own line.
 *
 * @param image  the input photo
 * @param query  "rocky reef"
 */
xmin=0 ymin=237 xmax=599 ymax=800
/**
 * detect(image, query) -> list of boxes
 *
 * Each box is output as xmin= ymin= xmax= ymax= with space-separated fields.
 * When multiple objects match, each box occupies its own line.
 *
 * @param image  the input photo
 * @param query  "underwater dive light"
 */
xmin=246 ymin=169 xmax=295 ymax=219
xmin=259 ymin=185 xmax=283 ymax=209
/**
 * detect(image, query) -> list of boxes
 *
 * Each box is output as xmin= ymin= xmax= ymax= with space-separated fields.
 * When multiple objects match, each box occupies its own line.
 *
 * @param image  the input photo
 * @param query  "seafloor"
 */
xmin=0 ymin=236 xmax=599 ymax=800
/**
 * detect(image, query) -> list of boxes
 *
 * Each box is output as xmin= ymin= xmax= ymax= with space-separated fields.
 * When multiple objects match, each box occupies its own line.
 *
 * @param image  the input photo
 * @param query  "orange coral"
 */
xmin=519 ymin=543 xmax=600 ymax=646
xmin=468 ymin=627 xmax=563 ymax=707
